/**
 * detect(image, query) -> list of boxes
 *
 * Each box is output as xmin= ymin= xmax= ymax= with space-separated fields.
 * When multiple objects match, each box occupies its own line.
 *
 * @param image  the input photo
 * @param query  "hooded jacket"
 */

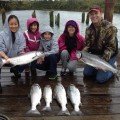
xmin=58 ymin=20 xmax=84 ymax=60
xmin=0 ymin=16 xmax=25 ymax=58
xmin=38 ymin=25 xmax=59 ymax=56
xmin=24 ymin=18 xmax=41 ymax=52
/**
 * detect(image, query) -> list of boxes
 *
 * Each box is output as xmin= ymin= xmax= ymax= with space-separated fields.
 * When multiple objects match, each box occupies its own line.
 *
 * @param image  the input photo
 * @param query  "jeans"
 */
xmin=36 ymin=54 xmax=60 ymax=74
xmin=83 ymin=56 xmax=116 ymax=83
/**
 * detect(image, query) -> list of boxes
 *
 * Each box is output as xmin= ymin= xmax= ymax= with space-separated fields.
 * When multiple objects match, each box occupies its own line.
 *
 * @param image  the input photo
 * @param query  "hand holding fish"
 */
xmin=95 ymin=67 xmax=105 ymax=71
xmin=19 ymin=51 xmax=26 ymax=55
xmin=37 ymin=56 xmax=44 ymax=64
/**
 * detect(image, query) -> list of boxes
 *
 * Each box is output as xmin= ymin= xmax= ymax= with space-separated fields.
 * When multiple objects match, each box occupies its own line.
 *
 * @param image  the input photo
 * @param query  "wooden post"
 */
xmin=81 ymin=12 xmax=85 ymax=23
xmin=49 ymin=11 xmax=54 ymax=27
xmin=1 ymin=8 xmax=6 ymax=25
xmin=104 ymin=0 xmax=116 ymax=22
xmin=32 ymin=10 xmax=36 ymax=18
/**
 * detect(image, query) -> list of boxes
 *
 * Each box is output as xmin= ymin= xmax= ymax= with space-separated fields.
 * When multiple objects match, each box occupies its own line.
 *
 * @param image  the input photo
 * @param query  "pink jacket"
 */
xmin=58 ymin=20 xmax=84 ymax=60
xmin=24 ymin=18 xmax=41 ymax=52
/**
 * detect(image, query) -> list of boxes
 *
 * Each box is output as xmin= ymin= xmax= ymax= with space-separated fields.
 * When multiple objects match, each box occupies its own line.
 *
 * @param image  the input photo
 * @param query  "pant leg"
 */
xmin=83 ymin=65 xmax=97 ymax=76
xmin=31 ymin=60 xmax=37 ymax=70
xmin=96 ymin=56 xmax=116 ymax=83
xmin=60 ymin=50 xmax=70 ymax=69
xmin=47 ymin=54 xmax=59 ymax=74
xmin=36 ymin=57 xmax=49 ymax=71
xmin=67 ymin=60 xmax=77 ymax=72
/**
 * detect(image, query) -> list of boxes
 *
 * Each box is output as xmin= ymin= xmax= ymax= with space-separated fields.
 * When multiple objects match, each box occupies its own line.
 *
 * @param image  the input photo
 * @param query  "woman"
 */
xmin=0 ymin=15 xmax=26 ymax=92
xmin=58 ymin=20 xmax=84 ymax=76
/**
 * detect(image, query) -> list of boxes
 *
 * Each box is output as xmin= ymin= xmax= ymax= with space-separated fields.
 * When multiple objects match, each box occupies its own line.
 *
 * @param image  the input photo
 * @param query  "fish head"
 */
xmin=76 ymin=51 xmax=82 ymax=59
xmin=36 ymin=51 xmax=45 ymax=57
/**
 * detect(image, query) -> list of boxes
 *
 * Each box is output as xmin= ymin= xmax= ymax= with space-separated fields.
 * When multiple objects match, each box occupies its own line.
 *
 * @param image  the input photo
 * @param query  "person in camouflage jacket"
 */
xmin=83 ymin=5 xmax=118 ymax=83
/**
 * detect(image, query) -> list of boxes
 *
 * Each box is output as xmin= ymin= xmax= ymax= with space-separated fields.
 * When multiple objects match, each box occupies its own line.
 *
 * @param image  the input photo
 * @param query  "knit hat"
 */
xmin=88 ymin=5 xmax=102 ymax=14
xmin=66 ymin=20 xmax=77 ymax=28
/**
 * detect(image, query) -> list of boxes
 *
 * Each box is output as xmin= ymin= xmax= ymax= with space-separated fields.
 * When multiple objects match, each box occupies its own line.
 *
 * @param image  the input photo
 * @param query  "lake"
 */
xmin=0 ymin=10 xmax=120 ymax=47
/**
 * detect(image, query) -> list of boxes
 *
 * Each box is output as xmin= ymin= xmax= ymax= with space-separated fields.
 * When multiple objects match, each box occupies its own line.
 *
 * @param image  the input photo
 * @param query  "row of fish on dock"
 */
xmin=27 ymin=83 xmax=82 ymax=116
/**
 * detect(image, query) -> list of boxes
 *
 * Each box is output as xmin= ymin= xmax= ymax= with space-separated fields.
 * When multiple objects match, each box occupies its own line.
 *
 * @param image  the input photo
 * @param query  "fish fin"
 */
xmin=0 ymin=58 xmax=6 ymax=68
xmin=42 ymin=106 xmax=52 ymax=112
xmin=71 ymin=110 xmax=82 ymax=116
xmin=26 ymin=109 xmax=41 ymax=116
xmin=57 ymin=109 xmax=70 ymax=116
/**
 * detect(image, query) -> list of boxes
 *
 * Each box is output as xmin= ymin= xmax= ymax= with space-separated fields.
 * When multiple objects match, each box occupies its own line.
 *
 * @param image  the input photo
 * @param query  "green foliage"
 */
xmin=0 ymin=0 xmax=120 ymax=13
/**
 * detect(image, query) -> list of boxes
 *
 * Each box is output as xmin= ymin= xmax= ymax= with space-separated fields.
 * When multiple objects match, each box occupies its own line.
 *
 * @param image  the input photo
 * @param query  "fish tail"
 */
xmin=26 ymin=109 xmax=41 ymax=116
xmin=0 ymin=58 xmax=6 ymax=68
xmin=42 ymin=106 xmax=52 ymax=112
xmin=71 ymin=110 xmax=82 ymax=116
xmin=57 ymin=109 xmax=70 ymax=116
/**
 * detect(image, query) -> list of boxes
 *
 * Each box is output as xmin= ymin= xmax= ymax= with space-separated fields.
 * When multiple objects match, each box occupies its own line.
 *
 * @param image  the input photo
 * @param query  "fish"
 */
xmin=54 ymin=83 xmax=70 ymax=116
xmin=76 ymin=51 xmax=119 ymax=79
xmin=42 ymin=85 xmax=52 ymax=112
xmin=0 ymin=51 xmax=44 ymax=68
xmin=26 ymin=83 xmax=42 ymax=115
xmin=67 ymin=84 xmax=82 ymax=115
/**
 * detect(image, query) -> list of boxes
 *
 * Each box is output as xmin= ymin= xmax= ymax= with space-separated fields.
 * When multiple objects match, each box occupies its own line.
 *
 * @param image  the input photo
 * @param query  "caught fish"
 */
xmin=76 ymin=51 xmax=119 ymax=78
xmin=0 ymin=51 xmax=44 ymax=68
xmin=54 ymin=83 xmax=70 ymax=116
xmin=26 ymin=84 xmax=42 ymax=115
xmin=67 ymin=84 xmax=82 ymax=115
xmin=42 ymin=85 xmax=52 ymax=112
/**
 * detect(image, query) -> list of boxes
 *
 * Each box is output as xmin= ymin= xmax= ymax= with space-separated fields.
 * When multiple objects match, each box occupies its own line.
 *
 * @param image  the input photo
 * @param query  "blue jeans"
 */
xmin=83 ymin=56 xmax=116 ymax=83
xmin=36 ymin=54 xmax=60 ymax=74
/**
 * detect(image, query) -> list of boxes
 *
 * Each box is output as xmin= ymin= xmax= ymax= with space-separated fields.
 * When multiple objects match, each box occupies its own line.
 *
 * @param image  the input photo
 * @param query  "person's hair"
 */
xmin=8 ymin=15 xmax=19 ymax=44
xmin=28 ymin=21 xmax=39 ymax=32
xmin=8 ymin=15 xmax=19 ymax=27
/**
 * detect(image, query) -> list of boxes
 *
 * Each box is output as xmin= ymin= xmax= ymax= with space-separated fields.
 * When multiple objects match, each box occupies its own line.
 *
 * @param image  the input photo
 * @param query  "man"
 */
xmin=83 ymin=5 xmax=118 ymax=83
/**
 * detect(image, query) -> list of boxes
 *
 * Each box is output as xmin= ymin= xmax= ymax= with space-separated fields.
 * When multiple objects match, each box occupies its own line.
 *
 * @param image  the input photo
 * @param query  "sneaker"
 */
xmin=0 ymin=82 xmax=2 ymax=93
xmin=10 ymin=67 xmax=21 ymax=78
xmin=49 ymin=74 xmax=57 ymax=80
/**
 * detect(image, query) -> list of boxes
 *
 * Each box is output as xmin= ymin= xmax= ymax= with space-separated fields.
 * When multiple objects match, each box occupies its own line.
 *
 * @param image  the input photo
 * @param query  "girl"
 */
xmin=58 ymin=20 xmax=84 ymax=76
xmin=23 ymin=18 xmax=41 ymax=77
xmin=0 ymin=15 xmax=26 ymax=92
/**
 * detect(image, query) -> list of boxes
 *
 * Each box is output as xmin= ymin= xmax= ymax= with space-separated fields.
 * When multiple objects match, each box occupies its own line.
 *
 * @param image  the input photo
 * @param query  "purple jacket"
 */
xmin=24 ymin=18 xmax=41 ymax=52
xmin=58 ymin=20 xmax=84 ymax=60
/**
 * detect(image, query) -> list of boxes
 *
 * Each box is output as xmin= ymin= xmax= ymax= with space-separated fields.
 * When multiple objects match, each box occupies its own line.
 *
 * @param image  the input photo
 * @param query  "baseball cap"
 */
xmin=88 ymin=5 xmax=102 ymax=14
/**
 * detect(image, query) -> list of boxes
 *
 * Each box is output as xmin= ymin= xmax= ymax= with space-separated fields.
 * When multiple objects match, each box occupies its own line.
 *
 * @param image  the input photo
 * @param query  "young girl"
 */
xmin=58 ymin=20 xmax=84 ymax=76
xmin=0 ymin=15 xmax=26 ymax=92
xmin=36 ymin=25 xmax=59 ymax=80
xmin=23 ymin=18 xmax=41 ymax=77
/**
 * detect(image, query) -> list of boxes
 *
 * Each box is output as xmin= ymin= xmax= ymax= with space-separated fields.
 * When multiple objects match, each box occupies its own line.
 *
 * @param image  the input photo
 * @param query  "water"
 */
xmin=0 ymin=10 xmax=120 ymax=47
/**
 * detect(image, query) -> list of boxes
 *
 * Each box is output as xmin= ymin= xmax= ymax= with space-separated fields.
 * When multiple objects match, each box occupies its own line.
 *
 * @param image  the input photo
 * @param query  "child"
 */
xmin=58 ymin=20 xmax=84 ymax=76
xmin=0 ymin=15 xmax=26 ymax=92
xmin=23 ymin=18 xmax=41 ymax=77
xmin=36 ymin=25 xmax=59 ymax=80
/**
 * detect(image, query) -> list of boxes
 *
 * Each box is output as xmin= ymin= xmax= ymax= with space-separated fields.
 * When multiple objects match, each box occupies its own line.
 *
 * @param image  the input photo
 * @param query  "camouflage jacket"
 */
xmin=83 ymin=19 xmax=118 ymax=61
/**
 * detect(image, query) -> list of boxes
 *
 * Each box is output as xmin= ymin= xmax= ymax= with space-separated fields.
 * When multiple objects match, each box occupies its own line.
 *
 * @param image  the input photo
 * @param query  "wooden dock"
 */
xmin=0 ymin=62 xmax=120 ymax=120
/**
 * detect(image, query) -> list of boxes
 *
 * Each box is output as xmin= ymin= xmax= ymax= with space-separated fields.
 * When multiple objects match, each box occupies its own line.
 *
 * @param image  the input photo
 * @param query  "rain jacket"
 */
xmin=24 ymin=18 xmax=41 ymax=52
xmin=38 ymin=25 xmax=59 ymax=56
xmin=58 ymin=20 xmax=84 ymax=60
xmin=0 ymin=16 xmax=25 ymax=58
xmin=83 ymin=19 xmax=118 ymax=61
